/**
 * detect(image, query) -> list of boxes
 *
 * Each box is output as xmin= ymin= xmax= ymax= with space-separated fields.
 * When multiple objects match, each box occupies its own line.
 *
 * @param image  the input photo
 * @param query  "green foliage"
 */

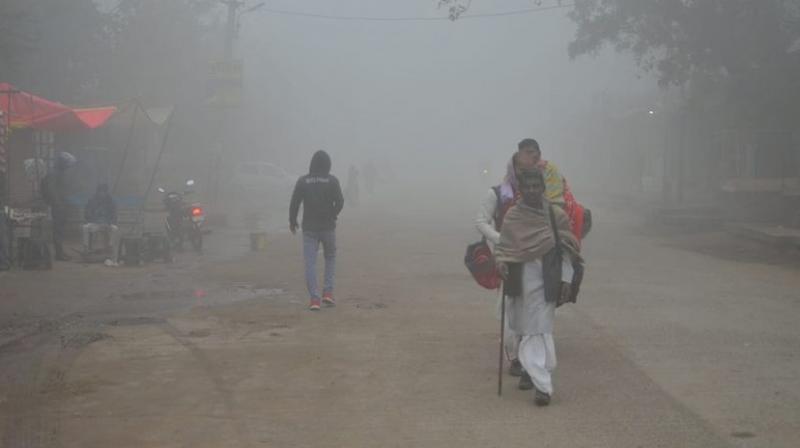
xmin=0 ymin=0 xmax=111 ymax=101
xmin=569 ymin=0 xmax=800 ymax=127
xmin=0 ymin=1 xmax=222 ymax=104
xmin=99 ymin=0 xmax=222 ymax=104
xmin=0 ymin=0 xmax=38 ymax=68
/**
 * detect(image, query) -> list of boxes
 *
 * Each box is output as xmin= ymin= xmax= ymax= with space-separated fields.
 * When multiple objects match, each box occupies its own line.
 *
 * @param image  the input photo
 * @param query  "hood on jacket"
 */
xmin=309 ymin=150 xmax=332 ymax=175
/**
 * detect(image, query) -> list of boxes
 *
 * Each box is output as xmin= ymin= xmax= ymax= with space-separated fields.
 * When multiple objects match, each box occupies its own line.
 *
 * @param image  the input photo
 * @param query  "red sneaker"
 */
xmin=322 ymin=292 xmax=335 ymax=307
xmin=309 ymin=298 xmax=321 ymax=311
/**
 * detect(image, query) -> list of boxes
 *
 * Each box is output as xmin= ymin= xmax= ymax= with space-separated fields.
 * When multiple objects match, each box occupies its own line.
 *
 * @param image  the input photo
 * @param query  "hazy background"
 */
xmin=236 ymin=0 xmax=651 ymax=192
xmin=12 ymin=1 xmax=795 ymax=221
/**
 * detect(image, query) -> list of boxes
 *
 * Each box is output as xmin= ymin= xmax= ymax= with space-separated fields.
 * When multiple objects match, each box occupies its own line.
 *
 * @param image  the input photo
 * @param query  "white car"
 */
xmin=226 ymin=162 xmax=297 ymax=209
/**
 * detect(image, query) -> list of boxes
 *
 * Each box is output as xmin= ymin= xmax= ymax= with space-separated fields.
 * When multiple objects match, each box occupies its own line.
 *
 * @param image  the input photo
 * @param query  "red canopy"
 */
xmin=0 ymin=83 xmax=117 ymax=132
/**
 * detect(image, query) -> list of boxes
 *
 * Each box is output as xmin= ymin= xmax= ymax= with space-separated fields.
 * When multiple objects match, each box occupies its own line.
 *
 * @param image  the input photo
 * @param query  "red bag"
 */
xmin=464 ymin=240 xmax=502 ymax=290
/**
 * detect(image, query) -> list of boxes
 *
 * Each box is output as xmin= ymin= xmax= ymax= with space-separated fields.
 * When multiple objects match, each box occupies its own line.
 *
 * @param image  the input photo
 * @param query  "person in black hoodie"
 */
xmin=289 ymin=150 xmax=344 ymax=311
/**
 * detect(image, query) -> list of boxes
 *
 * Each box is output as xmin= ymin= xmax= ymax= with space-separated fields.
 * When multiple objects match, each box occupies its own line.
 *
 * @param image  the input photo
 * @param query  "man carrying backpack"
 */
xmin=520 ymin=138 xmax=591 ymax=240
xmin=494 ymin=166 xmax=582 ymax=406
xmin=475 ymin=138 xmax=589 ymax=387
xmin=476 ymin=147 xmax=537 ymax=381
xmin=289 ymin=150 xmax=345 ymax=311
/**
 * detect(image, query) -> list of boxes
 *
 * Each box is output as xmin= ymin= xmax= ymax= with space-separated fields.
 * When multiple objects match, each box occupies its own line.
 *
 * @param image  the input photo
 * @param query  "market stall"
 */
xmin=0 ymin=83 xmax=117 ymax=268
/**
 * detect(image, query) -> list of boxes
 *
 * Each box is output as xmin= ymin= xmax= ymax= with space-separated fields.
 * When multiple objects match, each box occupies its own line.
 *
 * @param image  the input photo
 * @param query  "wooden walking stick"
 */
xmin=498 ymin=292 xmax=506 ymax=396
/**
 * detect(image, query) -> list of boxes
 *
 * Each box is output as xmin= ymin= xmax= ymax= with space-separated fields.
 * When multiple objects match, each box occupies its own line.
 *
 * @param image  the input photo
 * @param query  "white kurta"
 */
xmin=475 ymin=189 xmax=521 ymax=358
xmin=475 ymin=187 xmax=574 ymax=379
xmin=475 ymin=188 xmax=501 ymax=249
xmin=508 ymin=259 xmax=573 ymax=335
xmin=519 ymin=334 xmax=557 ymax=395
xmin=509 ymin=258 xmax=573 ymax=395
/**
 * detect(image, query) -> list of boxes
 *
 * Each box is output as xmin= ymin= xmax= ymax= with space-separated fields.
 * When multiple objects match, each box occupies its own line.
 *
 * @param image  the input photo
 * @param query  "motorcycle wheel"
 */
xmin=163 ymin=243 xmax=173 ymax=263
xmin=42 ymin=244 xmax=53 ymax=270
xmin=190 ymin=232 xmax=203 ymax=253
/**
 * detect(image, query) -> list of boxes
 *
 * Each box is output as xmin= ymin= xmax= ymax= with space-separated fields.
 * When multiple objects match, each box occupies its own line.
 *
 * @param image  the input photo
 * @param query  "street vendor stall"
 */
xmin=0 ymin=83 xmax=117 ymax=268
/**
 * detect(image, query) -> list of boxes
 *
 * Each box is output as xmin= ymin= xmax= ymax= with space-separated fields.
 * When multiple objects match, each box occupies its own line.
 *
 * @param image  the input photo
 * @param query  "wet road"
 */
xmin=0 ymin=194 xmax=798 ymax=447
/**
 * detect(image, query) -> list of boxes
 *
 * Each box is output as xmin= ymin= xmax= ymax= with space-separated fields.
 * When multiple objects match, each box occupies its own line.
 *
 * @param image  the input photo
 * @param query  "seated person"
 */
xmin=83 ymin=184 xmax=120 ymax=266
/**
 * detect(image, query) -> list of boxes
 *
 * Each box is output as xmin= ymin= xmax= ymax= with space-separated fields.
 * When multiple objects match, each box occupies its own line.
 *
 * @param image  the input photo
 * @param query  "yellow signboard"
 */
xmin=206 ymin=59 xmax=243 ymax=109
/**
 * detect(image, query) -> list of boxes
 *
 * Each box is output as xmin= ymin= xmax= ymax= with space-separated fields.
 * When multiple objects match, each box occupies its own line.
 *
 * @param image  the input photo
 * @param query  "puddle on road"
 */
xmin=115 ymin=290 xmax=195 ymax=301
xmin=346 ymin=296 xmax=388 ymax=310
xmin=186 ymin=329 xmax=212 ymax=338
xmin=107 ymin=316 xmax=167 ymax=327
xmin=354 ymin=302 xmax=387 ymax=310
xmin=730 ymin=431 xmax=756 ymax=439
xmin=199 ymin=284 xmax=289 ymax=306
xmin=109 ymin=285 xmax=287 ymax=305
xmin=231 ymin=284 xmax=286 ymax=298
xmin=61 ymin=332 xmax=111 ymax=349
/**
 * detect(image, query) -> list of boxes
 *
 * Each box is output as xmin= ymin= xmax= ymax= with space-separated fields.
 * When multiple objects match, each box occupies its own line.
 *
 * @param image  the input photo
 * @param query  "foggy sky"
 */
xmin=237 ymin=0 xmax=651 ymax=178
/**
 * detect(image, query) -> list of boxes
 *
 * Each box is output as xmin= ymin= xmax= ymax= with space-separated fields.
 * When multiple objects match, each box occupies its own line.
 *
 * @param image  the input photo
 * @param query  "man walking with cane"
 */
xmin=493 ymin=167 xmax=581 ymax=406
xmin=477 ymin=138 xmax=588 ymax=391
xmin=476 ymin=146 xmax=540 ymax=386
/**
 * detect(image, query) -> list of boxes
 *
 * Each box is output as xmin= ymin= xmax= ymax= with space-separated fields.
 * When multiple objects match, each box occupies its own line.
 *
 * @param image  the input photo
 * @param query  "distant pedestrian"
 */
xmin=41 ymin=152 xmax=77 ymax=261
xmin=289 ymin=151 xmax=344 ymax=311
xmin=476 ymin=150 xmax=537 ymax=377
xmin=345 ymin=165 xmax=360 ymax=207
xmin=363 ymin=161 xmax=376 ymax=195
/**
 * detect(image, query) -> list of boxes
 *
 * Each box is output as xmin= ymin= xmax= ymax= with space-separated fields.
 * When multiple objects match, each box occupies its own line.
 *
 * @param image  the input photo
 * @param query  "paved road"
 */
xmin=0 ymin=193 xmax=798 ymax=447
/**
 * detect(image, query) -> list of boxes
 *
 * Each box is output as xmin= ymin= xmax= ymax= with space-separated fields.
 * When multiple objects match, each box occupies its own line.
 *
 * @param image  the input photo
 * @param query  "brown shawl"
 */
xmin=494 ymin=201 xmax=581 ymax=264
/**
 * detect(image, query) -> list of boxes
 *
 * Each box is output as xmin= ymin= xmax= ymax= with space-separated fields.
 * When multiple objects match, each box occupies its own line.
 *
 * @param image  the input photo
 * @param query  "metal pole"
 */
xmin=222 ymin=0 xmax=244 ymax=61
xmin=498 ymin=292 xmax=506 ymax=396
xmin=134 ymin=110 xmax=175 ymax=236
xmin=1 ymin=89 xmax=20 ymax=205
xmin=112 ymin=100 xmax=140 ymax=195
xmin=3 ymin=96 xmax=9 ymax=205
xmin=662 ymin=111 xmax=670 ymax=204
xmin=26 ymin=93 xmax=42 ymax=200
xmin=0 ymin=110 xmax=5 ymax=202
xmin=677 ymin=111 xmax=686 ymax=203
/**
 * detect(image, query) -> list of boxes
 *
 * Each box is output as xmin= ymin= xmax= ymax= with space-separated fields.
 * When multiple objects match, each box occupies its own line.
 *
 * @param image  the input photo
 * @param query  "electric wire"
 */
xmin=256 ymin=3 xmax=575 ymax=22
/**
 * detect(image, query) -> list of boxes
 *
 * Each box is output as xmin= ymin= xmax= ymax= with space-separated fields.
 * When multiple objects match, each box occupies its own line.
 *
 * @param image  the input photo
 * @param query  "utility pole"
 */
xmin=211 ymin=1 xmax=262 ymax=222
xmin=221 ymin=0 xmax=244 ymax=61
xmin=221 ymin=1 xmax=264 ymax=61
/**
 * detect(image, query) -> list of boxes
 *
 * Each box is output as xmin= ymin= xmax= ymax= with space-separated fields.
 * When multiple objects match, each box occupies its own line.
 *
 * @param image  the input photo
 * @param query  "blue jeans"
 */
xmin=303 ymin=230 xmax=336 ymax=299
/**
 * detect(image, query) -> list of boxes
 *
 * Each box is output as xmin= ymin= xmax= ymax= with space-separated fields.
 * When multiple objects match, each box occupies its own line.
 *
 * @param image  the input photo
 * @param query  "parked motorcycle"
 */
xmin=157 ymin=180 xmax=205 ymax=252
